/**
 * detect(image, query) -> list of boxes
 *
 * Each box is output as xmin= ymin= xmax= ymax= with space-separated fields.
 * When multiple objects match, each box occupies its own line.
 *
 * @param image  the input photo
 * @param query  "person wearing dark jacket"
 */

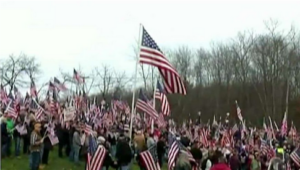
xmin=190 ymin=142 xmax=202 ymax=166
xmin=13 ymin=117 xmax=22 ymax=157
xmin=1 ymin=118 xmax=9 ymax=157
xmin=180 ymin=132 xmax=190 ymax=148
xmin=40 ymin=125 xmax=53 ymax=166
xmin=98 ymin=138 xmax=117 ymax=170
xmin=56 ymin=123 xmax=69 ymax=157
xmin=157 ymin=135 xmax=166 ymax=167
xmin=115 ymin=134 xmax=132 ymax=170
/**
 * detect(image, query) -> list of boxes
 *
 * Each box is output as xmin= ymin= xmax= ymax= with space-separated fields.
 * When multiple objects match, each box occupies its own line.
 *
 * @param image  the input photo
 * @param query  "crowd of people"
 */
xmin=1 ymin=102 xmax=299 ymax=170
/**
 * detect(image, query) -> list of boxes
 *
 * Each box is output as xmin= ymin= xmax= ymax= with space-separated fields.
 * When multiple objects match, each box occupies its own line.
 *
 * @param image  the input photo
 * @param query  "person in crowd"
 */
xmin=107 ymin=128 xmax=117 ymax=157
xmin=97 ymin=136 xmax=117 ymax=170
xmin=23 ymin=109 xmax=35 ymax=154
xmin=29 ymin=122 xmax=44 ymax=170
xmin=146 ymin=132 xmax=155 ymax=149
xmin=69 ymin=126 xmax=82 ymax=165
xmin=116 ymin=133 xmax=132 ymax=170
xmin=6 ymin=115 xmax=15 ymax=157
xmin=13 ymin=117 xmax=22 ymax=157
xmin=210 ymin=151 xmax=231 ymax=170
xmin=229 ymin=149 xmax=240 ymax=170
xmin=134 ymin=130 xmax=146 ymax=155
xmin=240 ymin=150 xmax=251 ymax=170
xmin=250 ymin=151 xmax=260 ymax=170
xmin=40 ymin=123 xmax=53 ymax=168
xmin=174 ymin=150 xmax=193 ymax=170
xmin=180 ymin=131 xmax=190 ymax=148
xmin=201 ymin=151 xmax=213 ymax=170
xmin=190 ymin=141 xmax=202 ymax=166
xmin=157 ymin=135 xmax=166 ymax=167
xmin=1 ymin=117 xmax=8 ymax=157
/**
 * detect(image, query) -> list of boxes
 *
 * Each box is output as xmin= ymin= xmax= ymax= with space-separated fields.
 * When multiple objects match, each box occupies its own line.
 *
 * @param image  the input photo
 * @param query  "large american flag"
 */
xmin=86 ymin=135 xmax=107 ymax=170
xmin=136 ymin=89 xmax=158 ymax=120
xmin=140 ymin=144 xmax=160 ymax=170
xmin=168 ymin=140 xmax=196 ymax=170
xmin=139 ymin=26 xmax=186 ymax=95
xmin=155 ymin=81 xmax=170 ymax=116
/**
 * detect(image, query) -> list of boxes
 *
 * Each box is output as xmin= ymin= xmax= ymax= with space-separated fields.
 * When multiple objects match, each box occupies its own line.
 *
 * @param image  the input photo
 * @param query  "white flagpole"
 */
xmin=129 ymin=24 xmax=143 ymax=143
xmin=151 ymin=78 xmax=157 ymax=134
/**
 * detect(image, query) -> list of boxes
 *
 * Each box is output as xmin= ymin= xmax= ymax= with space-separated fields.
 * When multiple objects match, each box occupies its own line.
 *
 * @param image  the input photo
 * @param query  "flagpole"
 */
xmin=151 ymin=77 xmax=157 ymax=134
xmin=129 ymin=24 xmax=143 ymax=143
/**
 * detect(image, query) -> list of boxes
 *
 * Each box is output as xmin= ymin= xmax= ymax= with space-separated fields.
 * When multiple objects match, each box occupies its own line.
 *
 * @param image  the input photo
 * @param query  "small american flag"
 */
xmin=54 ymin=77 xmax=67 ymax=91
xmin=290 ymin=148 xmax=300 ymax=167
xmin=136 ymin=89 xmax=158 ymax=120
xmin=30 ymin=80 xmax=37 ymax=98
xmin=139 ymin=26 xmax=186 ymax=95
xmin=0 ymin=84 xmax=9 ymax=105
xmin=84 ymin=123 xmax=93 ymax=135
xmin=280 ymin=111 xmax=287 ymax=136
xmin=48 ymin=81 xmax=55 ymax=91
xmin=6 ymin=103 xmax=18 ymax=119
xmin=73 ymin=69 xmax=84 ymax=84
xmin=155 ymin=81 xmax=170 ymax=116
xmin=140 ymin=144 xmax=160 ymax=170
xmin=236 ymin=101 xmax=243 ymax=121
xmin=48 ymin=134 xmax=59 ymax=145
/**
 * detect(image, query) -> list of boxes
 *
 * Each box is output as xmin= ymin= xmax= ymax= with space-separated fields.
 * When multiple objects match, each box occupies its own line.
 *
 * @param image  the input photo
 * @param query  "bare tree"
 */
xmin=0 ymin=54 xmax=41 ymax=93
xmin=93 ymin=65 xmax=114 ymax=96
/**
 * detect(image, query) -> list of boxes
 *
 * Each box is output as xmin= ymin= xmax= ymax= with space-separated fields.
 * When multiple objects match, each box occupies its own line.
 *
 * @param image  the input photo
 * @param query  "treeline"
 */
xmin=99 ymin=20 xmax=300 ymax=127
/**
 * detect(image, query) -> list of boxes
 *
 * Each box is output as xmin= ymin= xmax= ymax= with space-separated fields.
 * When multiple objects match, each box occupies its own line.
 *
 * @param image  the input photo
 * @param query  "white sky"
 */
xmin=1 ymin=0 xmax=300 ymax=93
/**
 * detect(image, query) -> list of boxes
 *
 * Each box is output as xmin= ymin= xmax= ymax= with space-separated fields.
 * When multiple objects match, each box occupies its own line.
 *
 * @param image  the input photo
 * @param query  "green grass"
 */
xmin=1 ymin=150 xmax=142 ymax=170
xmin=1 ymin=147 xmax=167 ymax=170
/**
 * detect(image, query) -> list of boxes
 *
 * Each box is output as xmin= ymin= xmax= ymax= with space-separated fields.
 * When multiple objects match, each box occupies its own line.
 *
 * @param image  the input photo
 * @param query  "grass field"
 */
xmin=1 ymin=147 xmax=167 ymax=170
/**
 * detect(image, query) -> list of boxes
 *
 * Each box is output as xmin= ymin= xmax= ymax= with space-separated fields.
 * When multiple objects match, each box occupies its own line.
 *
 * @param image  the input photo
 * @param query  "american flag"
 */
xmin=155 ymin=81 xmax=170 ymax=116
xmin=84 ymin=123 xmax=93 ymax=135
xmin=35 ymin=105 xmax=45 ymax=120
xmin=290 ymin=148 xmax=300 ymax=167
xmin=86 ymin=135 xmax=107 ymax=170
xmin=30 ymin=80 xmax=37 ymax=98
xmin=139 ymin=26 xmax=186 ymax=95
xmin=13 ymin=86 xmax=21 ymax=104
xmin=140 ymin=144 xmax=160 ymax=170
xmin=54 ymin=77 xmax=67 ymax=91
xmin=23 ymin=92 xmax=30 ymax=107
xmin=157 ymin=113 xmax=166 ymax=127
xmin=73 ymin=69 xmax=84 ymax=84
xmin=280 ymin=111 xmax=287 ymax=136
xmin=0 ymin=84 xmax=8 ymax=105
xmin=136 ymin=89 xmax=158 ymax=120
xmin=49 ymin=81 xmax=55 ymax=91
xmin=5 ymin=101 xmax=18 ymax=119
xmin=236 ymin=102 xmax=243 ymax=121
xmin=168 ymin=140 xmax=196 ymax=170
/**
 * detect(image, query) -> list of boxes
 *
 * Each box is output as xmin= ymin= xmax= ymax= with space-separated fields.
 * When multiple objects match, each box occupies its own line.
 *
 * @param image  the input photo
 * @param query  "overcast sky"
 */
xmin=1 ymin=0 xmax=300 ymax=94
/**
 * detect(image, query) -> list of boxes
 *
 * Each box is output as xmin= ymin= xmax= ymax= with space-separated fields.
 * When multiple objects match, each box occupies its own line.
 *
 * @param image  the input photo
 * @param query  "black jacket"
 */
xmin=157 ymin=140 xmax=166 ymax=158
xmin=116 ymin=139 xmax=132 ymax=165
xmin=1 ymin=123 xmax=8 ymax=145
